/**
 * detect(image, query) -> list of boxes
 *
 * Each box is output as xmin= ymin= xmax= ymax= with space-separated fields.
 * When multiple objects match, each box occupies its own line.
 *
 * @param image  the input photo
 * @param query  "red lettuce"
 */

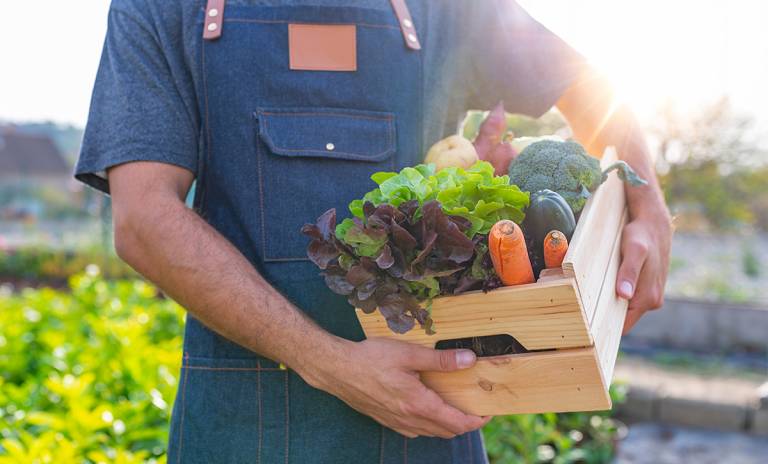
xmin=303 ymin=200 xmax=499 ymax=334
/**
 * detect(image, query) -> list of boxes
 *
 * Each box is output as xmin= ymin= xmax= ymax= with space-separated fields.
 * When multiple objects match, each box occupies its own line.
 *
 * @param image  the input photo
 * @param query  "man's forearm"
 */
xmin=556 ymin=71 xmax=666 ymax=215
xmin=114 ymin=193 xmax=346 ymax=381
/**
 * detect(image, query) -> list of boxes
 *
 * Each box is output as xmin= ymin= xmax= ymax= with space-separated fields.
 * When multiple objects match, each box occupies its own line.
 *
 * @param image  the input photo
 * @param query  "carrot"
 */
xmin=489 ymin=220 xmax=535 ymax=286
xmin=543 ymin=230 xmax=569 ymax=269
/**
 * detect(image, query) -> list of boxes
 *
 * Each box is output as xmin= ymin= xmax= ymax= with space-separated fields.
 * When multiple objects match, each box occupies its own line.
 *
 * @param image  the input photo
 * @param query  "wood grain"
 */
xmin=356 ymin=279 xmax=591 ymax=351
xmin=421 ymin=348 xmax=611 ymax=415
xmin=563 ymin=147 xmax=627 ymax=324
xmin=590 ymin=212 xmax=629 ymax=388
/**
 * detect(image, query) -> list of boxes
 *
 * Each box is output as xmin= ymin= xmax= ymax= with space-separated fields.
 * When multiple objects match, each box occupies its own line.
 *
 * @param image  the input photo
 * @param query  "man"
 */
xmin=76 ymin=0 xmax=671 ymax=462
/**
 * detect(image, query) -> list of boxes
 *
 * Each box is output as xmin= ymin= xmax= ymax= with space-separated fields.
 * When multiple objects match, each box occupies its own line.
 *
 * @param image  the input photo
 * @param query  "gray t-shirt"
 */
xmin=75 ymin=0 xmax=584 ymax=192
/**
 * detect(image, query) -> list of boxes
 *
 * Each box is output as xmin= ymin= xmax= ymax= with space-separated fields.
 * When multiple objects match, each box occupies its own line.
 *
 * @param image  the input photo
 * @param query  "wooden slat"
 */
xmin=356 ymin=279 xmax=591 ymax=351
xmin=590 ymin=212 xmax=629 ymax=388
xmin=421 ymin=347 xmax=611 ymax=415
xmin=563 ymin=147 xmax=626 ymax=324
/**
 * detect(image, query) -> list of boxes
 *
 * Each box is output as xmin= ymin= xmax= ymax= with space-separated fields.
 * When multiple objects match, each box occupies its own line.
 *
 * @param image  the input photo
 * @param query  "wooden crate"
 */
xmin=356 ymin=148 xmax=629 ymax=415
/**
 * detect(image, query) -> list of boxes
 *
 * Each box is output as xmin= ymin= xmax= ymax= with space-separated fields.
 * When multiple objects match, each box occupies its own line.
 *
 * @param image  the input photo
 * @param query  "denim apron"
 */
xmin=167 ymin=2 xmax=486 ymax=462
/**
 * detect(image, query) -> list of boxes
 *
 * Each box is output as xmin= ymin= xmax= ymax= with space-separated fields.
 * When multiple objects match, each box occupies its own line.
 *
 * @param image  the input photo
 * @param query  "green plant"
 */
xmin=462 ymin=109 xmax=569 ymax=141
xmin=0 ymin=247 xmax=137 ymax=283
xmin=0 ymin=268 xmax=184 ymax=463
xmin=742 ymin=247 xmax=760 ymax=278
xmin=482 ymin=384 xmax=628 ymax=464
xmin=349 ymin=161 xmax=530 ymax=236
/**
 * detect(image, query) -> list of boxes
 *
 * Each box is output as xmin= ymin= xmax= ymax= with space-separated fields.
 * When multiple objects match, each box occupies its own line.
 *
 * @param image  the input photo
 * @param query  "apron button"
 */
xmin=403 ymin=19 xmax=413 ymax=28
xmin=326 ymin=143 xmax=335 ymax=151
xmin=208 ymin=8 xmax=219 ymax=17
xmin=407 ymin=33 xmax=417 ymax=43
xmin=207 ymin=23 xmax=218 ymax=32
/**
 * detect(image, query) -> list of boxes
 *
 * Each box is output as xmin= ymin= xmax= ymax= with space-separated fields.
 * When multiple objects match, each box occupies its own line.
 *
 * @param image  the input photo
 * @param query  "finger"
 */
xmin=622 ymin=307 xmax=646 ymax=335
xmin=616 ymin=228 xmax=650 ymax=300
xmin=418 ymin=390 xmax=487 ymax=435
xmin=394 ymin=428 xmax=418 ymax=439
xmin=405 ymin=346 xmax=476 ymax=372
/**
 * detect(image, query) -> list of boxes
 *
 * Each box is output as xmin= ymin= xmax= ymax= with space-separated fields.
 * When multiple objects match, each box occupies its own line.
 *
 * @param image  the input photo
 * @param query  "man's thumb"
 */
xmin=408 ymin=348 xmax=476 ymax=372
xmin=616 ymin=235 xmax=648 ymax=300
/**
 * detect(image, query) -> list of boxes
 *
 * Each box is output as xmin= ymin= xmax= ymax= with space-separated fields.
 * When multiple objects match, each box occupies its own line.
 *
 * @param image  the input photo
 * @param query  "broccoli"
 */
xmin=508 ymin=140 xmax=647 ymax=213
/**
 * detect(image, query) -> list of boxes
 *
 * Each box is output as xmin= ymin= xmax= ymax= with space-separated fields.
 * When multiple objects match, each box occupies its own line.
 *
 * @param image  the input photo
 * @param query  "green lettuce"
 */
xmin=349 ymin=161 xmax=529 ymax=236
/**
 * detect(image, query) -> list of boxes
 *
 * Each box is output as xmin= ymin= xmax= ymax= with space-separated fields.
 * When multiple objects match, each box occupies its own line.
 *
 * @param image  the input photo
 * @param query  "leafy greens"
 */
xmin=303 ymin=161 xmax=529 ymax=334
xmin=349 ymin=161 xmax=530 ymax=237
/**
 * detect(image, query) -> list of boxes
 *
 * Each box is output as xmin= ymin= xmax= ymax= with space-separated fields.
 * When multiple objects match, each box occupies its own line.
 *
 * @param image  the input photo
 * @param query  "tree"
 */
xmin=651 ymin=97 xmax=768 ymax=231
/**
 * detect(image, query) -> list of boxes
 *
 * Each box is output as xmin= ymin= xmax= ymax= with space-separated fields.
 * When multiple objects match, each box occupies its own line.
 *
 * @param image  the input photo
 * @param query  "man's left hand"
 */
xmin=616 ymin=196 xmax=673 ymax=334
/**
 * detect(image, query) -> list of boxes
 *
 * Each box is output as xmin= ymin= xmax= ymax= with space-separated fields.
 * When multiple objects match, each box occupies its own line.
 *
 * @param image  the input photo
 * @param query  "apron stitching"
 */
xmin=379 ymin=426 xmax=385 ymax=464
xmin=223 ymin=18 xmax=399 ymax=31
xmin=389 ymin=115 xmax=396 ymax=171
xmin=265 ymin=147 xmax=392 ymax=159
xmin=467 ymin=432 xmax=473 ymax=464
xmin=261 ymin=111 xmax=393 ymax=121
xmin=183 ymin=366 xmax=283 ymax=371
xmin=284 ymin=371 xmax=290 ymax=464
xmin=263 ymin=256 xmax=310 ymax=262
xmin=175 ymin=352 xmax=190 ymax=464
xmin=201 ymin=37 xmax=212 ymax=209
xmin=257 ymin=360 xmax=262 ymax=464
xmin=256 ymin=118 xmax=268 ymax=262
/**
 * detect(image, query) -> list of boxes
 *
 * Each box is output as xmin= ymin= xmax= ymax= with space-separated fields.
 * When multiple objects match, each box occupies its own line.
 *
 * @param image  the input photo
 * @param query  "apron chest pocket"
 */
xmin=253 ymin=107 xmax=397 ymax=262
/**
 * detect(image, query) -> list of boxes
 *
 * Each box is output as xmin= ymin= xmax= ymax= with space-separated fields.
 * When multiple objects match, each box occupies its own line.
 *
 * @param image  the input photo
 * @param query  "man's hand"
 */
xmin=301 ymin=338 xmax=490 ymax=439
xmin=556 ymin=68 xmax=674 ymax=333
xmin=617 ymin=192 xmax=673 ymax=333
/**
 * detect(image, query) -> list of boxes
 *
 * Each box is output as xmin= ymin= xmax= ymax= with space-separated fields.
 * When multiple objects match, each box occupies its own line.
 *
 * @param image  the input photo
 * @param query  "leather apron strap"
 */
xmin=203 ymin=0 xmax=226 ymax=40
xmin=389 ymin=0 xmax=421 ymax=50
xmin=203 ymin=0 xmax=420 ymax=51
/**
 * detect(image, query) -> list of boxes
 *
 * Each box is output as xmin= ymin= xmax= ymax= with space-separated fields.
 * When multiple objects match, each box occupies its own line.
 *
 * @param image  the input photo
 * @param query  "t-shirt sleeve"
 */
xmin=467 ymin=0 xmax=586 ymax=117
xmin=75 ymin=4 xmax=198 ymax=194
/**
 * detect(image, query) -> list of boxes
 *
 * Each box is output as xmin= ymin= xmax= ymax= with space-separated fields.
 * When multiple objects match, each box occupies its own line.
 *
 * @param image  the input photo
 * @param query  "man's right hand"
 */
xmin=301 ymin=337 xmax=491 ymax=439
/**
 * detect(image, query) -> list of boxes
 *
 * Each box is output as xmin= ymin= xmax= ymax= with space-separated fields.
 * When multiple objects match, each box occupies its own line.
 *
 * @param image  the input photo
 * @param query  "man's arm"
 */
xmin=109 ymin=161 xmax=489 ymax=438
xmin=556 ymin=69 xmax=673 ymax=333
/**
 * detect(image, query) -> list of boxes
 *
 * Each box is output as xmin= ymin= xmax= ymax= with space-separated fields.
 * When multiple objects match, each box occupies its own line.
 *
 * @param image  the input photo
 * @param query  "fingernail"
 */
xmin=619 ymin=280 xmax=634 ymax=298
xmin=456 ymin=350 xmax=476 ymax=369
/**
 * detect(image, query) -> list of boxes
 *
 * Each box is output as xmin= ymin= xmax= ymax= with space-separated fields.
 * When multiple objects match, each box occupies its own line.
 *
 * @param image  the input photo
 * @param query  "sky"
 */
xmin=1 ymin=0 xmax=767 ymax=132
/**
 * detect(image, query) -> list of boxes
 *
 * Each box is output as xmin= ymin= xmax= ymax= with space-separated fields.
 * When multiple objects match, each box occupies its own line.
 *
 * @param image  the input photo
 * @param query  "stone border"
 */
xmin=623 ymin=297 xmax=768 ymax=354
xmin=616 ymin=383 xmax=768 ymax=437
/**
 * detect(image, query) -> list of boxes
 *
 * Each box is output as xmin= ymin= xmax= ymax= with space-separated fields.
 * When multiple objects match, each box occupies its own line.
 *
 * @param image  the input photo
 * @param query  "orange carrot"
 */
xmin=489 ymin=220 xmax=535 ymax=286
xmin=543 ymin=230 xmax=569 ymax=269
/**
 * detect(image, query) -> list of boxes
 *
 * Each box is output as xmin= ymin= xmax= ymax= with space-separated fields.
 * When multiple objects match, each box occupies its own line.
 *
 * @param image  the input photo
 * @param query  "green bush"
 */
xmin=1 ymin=269 xmax=626 ymax=462
xmin=742 ymin=247 xmax=761 ymax=278
xmin=482 ymin=385 xmax=627 ymax=464
xmin=0 ymin=269 xmax=184 ymax=463
xmin=0 ymin=247 xmax=137 ymax=283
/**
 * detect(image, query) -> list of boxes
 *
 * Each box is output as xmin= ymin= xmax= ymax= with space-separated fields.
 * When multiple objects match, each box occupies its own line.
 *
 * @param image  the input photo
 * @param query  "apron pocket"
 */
xmin=253 ymin=107 xmax=397 ymax=262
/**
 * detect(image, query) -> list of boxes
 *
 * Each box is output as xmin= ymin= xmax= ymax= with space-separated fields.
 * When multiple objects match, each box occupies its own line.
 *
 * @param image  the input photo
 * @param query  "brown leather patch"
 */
xmin=288 ymin=24 xmax=357 ymax=71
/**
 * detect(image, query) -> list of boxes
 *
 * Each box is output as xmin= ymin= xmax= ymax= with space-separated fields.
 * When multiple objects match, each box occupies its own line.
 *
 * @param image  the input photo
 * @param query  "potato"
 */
xmin=424 ymin=135 xmax=479 ymax=171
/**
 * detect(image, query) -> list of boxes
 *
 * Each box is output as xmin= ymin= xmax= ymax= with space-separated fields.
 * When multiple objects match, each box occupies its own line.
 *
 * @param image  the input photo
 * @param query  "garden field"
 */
xmin=0 ymin=260 xmax=626 ymax=463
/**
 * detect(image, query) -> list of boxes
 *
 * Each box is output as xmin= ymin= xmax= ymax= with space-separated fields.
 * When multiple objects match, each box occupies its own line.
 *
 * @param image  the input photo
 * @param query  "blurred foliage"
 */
xmin=483 ymin=385 xmax=627 ymax=464
xmin=462 ymin=109 xmax=569 ymax=141
xmin=0 ymin=263 xmax=628 ymax=463
xmin=0 ymin=247 xmax=137 ymax=283
xmin=653 ymin=98 xmax=768 ymax=231
xmin=0 ymin=184 xmax=89 ymax=221
xmin=742 ymin=247 xmax=760 ymax=278
xmin=0 ymin=269 xmax=184 ymax=463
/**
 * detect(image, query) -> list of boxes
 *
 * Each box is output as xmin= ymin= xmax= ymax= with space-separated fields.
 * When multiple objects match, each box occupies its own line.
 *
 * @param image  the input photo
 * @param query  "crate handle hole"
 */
xmin=434 ymin=334 xmax=554 ymax=358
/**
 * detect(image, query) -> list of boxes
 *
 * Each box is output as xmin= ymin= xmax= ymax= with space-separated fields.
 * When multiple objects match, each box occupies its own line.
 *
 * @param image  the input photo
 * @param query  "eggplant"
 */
xmin=523 ymin=190 xmax=576 ymax=268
